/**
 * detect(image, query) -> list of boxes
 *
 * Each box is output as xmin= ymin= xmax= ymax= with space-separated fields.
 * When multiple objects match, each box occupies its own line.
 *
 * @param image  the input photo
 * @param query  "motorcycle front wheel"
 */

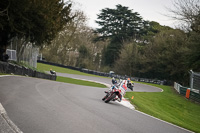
xmin=105 ymin=93 xmax=116 ymax=103
xmin=102 ymin=94 xmax=108 ymax=101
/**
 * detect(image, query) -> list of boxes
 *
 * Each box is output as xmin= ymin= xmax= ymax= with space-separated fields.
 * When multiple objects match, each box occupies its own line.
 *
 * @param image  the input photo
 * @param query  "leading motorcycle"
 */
xmin=102 ymin=85 xmax=121 ymax=103
xmin=102 ymin=78 xmax=134 ymax=103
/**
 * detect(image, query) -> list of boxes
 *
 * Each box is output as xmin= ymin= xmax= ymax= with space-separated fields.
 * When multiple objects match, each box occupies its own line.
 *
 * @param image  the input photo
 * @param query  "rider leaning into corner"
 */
xmin=110 ymin=77 xmax=134 ymax=102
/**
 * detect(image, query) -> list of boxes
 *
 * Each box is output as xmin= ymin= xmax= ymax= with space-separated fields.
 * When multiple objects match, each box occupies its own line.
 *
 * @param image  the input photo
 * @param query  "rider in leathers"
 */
xmin=111 ymin=78 xmax=133 ymax=102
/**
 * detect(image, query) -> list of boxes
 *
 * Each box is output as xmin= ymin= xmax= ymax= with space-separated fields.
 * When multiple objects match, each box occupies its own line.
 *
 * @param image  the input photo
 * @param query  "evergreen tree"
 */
xmin=95 ymin=4 xmax=149 ymax=66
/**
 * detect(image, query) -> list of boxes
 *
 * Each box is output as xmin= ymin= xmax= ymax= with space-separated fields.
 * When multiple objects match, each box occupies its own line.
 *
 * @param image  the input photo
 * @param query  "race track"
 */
xmin=55 ymin=72 xmax=163 ymax=92
xmin=0 ymin=75 xmax=192 ymax=133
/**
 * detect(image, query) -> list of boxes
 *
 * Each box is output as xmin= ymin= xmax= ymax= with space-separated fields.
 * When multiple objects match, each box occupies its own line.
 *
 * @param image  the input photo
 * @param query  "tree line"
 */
xmin=0 ymin=0 xmax=199 ymax=85
xmin=94 ymin=1 xmax=199 ymax=85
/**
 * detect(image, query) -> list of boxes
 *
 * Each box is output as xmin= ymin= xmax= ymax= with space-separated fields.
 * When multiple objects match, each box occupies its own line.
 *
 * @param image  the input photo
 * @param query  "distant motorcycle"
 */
xmin=50 ymin=69 xmax=56 ymax=76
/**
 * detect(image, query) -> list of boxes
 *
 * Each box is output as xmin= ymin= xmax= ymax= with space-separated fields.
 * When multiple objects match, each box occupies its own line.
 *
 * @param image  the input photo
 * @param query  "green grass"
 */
xmin=125 ymin=83 xmax=200 ymax=133
xmin=56 ymin=76 xmax=107 ymax=88
xmin=0 ymin=73 xmax=6 ymax=75
xmin=37 ymin=62 xmax=108 ymax=78
xmin=37 ymin=63 xmax=107 ymax=88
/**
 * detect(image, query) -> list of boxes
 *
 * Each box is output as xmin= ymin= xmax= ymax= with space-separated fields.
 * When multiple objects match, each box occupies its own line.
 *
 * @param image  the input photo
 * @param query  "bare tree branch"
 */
xmin=167 ymin=0 xmax=200 ymax=31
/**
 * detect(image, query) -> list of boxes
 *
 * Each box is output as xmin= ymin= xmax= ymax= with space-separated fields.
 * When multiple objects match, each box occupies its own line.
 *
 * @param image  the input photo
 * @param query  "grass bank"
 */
xmin=37 ymin=63 xmax=108 ymax=78
xmin=37 ymin=63 xmax=107 ymax=88
xmin=57 ymin=76 xmax=107 ymax=88
xmin=0 ymin=73 xmax=6 ymax=75
xmin=125 ymin=83 xmax=200 ymax=133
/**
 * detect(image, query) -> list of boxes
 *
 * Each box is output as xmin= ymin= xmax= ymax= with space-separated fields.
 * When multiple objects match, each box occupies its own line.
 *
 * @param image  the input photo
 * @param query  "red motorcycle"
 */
xmin=102 ymin=86 xmax=121 ymax=103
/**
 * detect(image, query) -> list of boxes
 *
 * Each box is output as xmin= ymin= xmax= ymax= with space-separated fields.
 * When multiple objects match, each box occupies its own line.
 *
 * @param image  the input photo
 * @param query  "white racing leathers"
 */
xmin=108 ymin=80 xmax=129 ymax=102
xmin=118 ymin=80 xmax=128 ymax=96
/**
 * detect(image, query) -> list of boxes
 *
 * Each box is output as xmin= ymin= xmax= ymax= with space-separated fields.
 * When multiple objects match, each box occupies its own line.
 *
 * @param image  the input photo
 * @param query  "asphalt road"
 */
xmin=0 ymin=76 xmax=191 ymax=133
xmin=55 ymin=72 xmax=163 ymax=92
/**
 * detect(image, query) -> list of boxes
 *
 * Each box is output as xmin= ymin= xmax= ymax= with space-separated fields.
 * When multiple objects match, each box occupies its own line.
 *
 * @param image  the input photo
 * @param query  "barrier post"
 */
xmin=186 ymin=88 xmax=191 ymax=99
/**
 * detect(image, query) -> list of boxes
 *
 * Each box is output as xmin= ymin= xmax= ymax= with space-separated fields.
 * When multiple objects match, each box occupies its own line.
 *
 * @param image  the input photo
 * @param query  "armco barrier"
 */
xmin=180 ymin=86 xmax=188 ymax=96
xmin=0 ymin=61 xmax=56 ymax=80
xmin=174 ymin=82 xmax=200 ymax=103
xmin=0 ymin=61 xmax=8 ymax=73
xmin=37 ymin=60 xmax=80 ymax=71
xmin=190 ymin=91 xmax=200 ymax=102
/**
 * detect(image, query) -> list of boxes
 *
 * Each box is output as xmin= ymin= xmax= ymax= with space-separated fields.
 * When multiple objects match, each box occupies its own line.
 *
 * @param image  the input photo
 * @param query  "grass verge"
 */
xmin=37 ymin=63 xmax=108 ymax=78
xmin=125 ymin=83 xmax=200 ymax=133
xmin=0 ymin=73 xmax=6 ymax=75
xmin=57 ymin=76 xmax=107 ymax=88
xmin=37 ymin=63 xmax=108 ymax=88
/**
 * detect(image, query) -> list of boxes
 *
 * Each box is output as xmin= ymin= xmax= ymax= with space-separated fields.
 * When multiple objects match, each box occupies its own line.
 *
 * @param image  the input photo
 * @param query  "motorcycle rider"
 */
xmin=111 ymin=78 xmax=133 ymax=102
xmin=112 ymin=77 xmax=117 ymax=84
xmin=50 ymin=69 xmax=56 ymax=75
xmin=107 ymin=77 xmax=118 ymax=93
xmin=127 ymin=78 xmax=134 ymax=91
xmin=118 ymin=78 xmax=133 ymax=101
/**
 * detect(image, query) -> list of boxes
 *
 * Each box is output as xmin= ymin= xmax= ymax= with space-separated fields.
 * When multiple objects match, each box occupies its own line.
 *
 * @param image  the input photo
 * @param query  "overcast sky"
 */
xmin=72 ymin=0 xmax=177 ymax=28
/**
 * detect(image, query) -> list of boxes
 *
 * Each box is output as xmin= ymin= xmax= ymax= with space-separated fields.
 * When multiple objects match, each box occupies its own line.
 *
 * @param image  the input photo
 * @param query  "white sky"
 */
xmin=72 ymin=0 xmax=177 ymax=28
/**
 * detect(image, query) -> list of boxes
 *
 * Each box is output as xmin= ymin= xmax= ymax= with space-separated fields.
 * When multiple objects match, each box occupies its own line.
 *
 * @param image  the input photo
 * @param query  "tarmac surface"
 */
xmin=55 ymin=72 xmax=163 ymax=92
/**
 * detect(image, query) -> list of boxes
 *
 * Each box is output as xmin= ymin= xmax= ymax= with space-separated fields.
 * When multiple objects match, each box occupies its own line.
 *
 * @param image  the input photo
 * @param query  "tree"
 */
xmin=41 ymin=10 xmax=87 ymax=65
xmin=95 ymin=4 xmax=147 ymax=42
xmin=186 ymin=31 xmax=200 ymax=72
xmin=169 ymin=0 xmax=200 ymax=32
xmin=141 ymin=29 xmax=189 ymax=83
xmin=169 ymin=0 xmax=200 ymax=73
xmin=142 ymin=21 xmax=172 ymax=42
xmin=41 ymin=9 xmax=108 ymax=70
xmin=113 ymin=42 xmax=141 ymax=77
xmin=0 ymin=0 xmax=73 ymax=60
xmin=95 ymin=4 xmax=149 ymax=66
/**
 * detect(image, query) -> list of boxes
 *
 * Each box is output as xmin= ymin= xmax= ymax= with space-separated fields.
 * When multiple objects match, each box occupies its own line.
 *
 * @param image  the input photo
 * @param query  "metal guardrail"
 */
xmin=190 ymin=70 xmax=200 ymax=92
xmin=174 ymin=82 xmax=200 ymax=103
xmin=0 ymin=61 xmax=56 ymax=80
